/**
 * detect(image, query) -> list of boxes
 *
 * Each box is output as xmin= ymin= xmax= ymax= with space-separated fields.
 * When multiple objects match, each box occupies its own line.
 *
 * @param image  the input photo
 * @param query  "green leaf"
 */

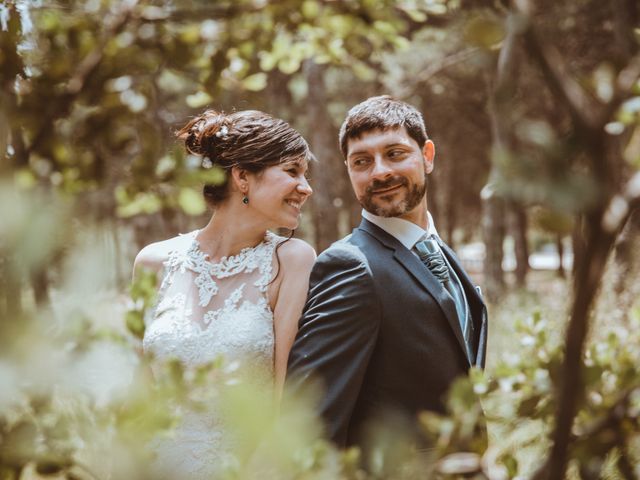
xmin=179 ymin=25 xmax=201 ymax=44
xmin=464 ymin=17 xmax=505 ymax=48
xmin=259 ymin=51 xmax=277 ymax=71
xmin=116 ymin=191 xmax=162 ymax=217
xmin=278 ymin=57 xmax=301 ymax=75
xmin=301 ymin=0 xmax=321 ymax=19
xmin=178 ymin=187 xmax=207 ymax=216
xmin=241 ymin=72 xmax=268 ymax=91
xmin=125 ymin=311 xmax=145 ymax=340
xmin=403 ymin=9 xmax=427 ymax=22
xmin=195 ymin=166 xmax=226 ymax=186
xmin=500 ymin=454 xmax=519 ymax=477
xmin=14 ymin=169 xmax=37 ymax=189
xmin=352 ymin=62 xmax=376 ymax=82
xmin=186 ymin=91 xmax=212 ymax=108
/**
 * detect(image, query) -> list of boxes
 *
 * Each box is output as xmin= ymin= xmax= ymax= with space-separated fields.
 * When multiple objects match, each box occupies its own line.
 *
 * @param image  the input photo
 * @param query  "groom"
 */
xmin=286 ymin=95 xmax=487 ymax=449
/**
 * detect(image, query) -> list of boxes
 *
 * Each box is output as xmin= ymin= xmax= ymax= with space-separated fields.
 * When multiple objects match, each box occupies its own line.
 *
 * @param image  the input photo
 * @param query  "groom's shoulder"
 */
xmin=315 ymin=232 xmax=369 ymax=268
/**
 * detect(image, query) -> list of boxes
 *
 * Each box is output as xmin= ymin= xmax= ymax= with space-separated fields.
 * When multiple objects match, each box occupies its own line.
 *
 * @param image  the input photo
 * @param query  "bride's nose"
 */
xmin=297 ymin=177 xmax=312 ymax=196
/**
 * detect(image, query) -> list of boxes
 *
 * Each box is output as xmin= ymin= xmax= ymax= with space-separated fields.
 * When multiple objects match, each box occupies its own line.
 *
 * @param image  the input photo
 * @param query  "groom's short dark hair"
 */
xmin=339 ymin=95 xmax=428 ymax=158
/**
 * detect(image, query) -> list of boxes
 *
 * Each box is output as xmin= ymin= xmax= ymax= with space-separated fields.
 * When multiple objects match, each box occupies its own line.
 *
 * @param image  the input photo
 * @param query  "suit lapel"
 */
xmin=358 ymin=219 xmax=470 ymax=364
xmin=438 ymin=239 xmax=488 ymax=368
xmin=438 ymin=240 xmax=483 ymax=307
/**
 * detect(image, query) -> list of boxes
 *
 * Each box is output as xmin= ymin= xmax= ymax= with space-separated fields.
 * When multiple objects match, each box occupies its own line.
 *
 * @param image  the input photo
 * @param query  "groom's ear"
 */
xmin=423 ymin=140 xmax=435 ymax=174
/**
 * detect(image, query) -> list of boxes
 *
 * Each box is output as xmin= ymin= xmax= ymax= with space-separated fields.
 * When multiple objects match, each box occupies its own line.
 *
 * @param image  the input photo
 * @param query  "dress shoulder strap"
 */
xmin=255 ymin=232 xmax=286 ymax=293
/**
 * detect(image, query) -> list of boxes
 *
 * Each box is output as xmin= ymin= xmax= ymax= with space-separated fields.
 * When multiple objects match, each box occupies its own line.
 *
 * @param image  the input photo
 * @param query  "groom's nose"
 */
xmin=370 ymin=157 xmax=393 ymax=179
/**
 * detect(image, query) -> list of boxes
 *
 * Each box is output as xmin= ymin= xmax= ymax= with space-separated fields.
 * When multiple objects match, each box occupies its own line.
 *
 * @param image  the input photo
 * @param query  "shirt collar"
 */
xmin=361 ymin=209 xmax=439 ymax=250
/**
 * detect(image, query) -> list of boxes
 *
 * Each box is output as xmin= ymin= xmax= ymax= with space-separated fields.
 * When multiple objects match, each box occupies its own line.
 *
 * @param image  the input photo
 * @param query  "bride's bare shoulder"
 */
xmin=133 ymin=233 xmax=194 ymax=275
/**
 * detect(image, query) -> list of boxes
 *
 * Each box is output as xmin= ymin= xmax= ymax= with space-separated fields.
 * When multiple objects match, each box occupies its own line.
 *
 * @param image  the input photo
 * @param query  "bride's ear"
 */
xmin=230 ymin=166 xmax=250 ymax=194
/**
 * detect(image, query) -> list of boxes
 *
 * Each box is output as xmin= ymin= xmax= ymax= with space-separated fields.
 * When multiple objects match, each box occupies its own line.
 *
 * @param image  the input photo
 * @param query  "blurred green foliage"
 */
xmin=2 ymin=0 xmax=640 ymax=478
xmin=1 ymin=180 xmax=638 ymax=479
xmin=1 ymin=0 xmax=441 ymax=219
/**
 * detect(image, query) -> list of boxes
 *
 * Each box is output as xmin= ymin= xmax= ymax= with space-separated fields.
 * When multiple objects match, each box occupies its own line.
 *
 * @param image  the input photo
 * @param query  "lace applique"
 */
xmin=203 ymin=283 xmax=246 ymax=326
xmin=186 ymin=232 xmax=278 ymax=307
xmin=155 ymin=292 xmax=191 ymax=319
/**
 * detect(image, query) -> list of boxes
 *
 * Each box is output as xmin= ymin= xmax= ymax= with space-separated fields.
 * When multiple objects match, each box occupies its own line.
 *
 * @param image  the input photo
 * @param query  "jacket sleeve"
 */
xmin=285 ymin=243 xmax=381 ymax=447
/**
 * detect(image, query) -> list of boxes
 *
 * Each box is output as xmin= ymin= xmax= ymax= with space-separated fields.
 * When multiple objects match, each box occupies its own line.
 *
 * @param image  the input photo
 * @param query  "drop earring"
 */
xmin=242 ymin=195 xmax=249 ymax=205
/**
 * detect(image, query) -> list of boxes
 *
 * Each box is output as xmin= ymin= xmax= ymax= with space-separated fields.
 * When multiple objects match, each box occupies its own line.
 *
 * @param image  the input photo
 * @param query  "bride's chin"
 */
xmin=279 ymin=219 xmax=299 ymax=230
xmin=278 ymin=213 xmax=301 ymax=230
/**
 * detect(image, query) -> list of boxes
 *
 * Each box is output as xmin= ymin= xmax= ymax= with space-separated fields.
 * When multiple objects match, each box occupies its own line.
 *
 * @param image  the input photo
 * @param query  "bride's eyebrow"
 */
xmin=281 ymin=158 xmax=305 ymax=168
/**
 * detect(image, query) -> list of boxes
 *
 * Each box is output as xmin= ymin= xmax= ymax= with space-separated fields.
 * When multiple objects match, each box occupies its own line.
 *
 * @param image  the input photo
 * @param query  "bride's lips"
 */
xmin=285 ymin=198 xmax=303 ymax=212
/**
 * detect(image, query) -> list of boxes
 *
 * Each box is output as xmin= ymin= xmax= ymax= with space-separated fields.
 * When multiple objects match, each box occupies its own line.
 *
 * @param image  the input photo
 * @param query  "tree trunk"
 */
xmin=572 ymin=214 xmax=586 ymax=279
xmin=30 ymin=270 xmax=50 ymax=308
xmin=612 ymin=0 xmax=638 ymax=63
xmin=613 ymin=207 xmax=640 ymax=284
xmin=481 ymin=188 xmax=505 ymax=301
xmin=0 ymin=253 xmax=22 ymax=324
xmin=305 ymin=62 xmax=340 ymax=252
xmin=556 ymin=233 xmax=565 ymax=278
xmin=482 ymin=9 xmax=521 ymax=299
xmin=512 ymin=203 xmax=529 ymax=287
xmin=539 ymin=211 xmax=617 ymax=480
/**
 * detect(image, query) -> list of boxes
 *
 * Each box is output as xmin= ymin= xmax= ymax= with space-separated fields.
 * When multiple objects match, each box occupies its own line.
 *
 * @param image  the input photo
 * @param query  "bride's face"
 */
xmin=246 ymin=157 xmax=312 ymax=230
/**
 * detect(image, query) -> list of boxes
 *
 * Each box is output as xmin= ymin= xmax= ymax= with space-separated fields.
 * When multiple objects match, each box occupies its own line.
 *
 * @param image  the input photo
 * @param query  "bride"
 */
xmin=133 ymin=109 xmax=315 ymax=478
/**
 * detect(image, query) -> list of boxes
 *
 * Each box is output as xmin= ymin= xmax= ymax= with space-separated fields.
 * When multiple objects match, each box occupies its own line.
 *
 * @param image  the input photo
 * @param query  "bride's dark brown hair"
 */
xmin=177 ymin=109 xmax=312 ymax=207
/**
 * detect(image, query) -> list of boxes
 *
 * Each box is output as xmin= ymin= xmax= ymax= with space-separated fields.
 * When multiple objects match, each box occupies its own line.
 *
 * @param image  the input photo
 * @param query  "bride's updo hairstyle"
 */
xmin=177 ymin=109 xmax=312 ymax=207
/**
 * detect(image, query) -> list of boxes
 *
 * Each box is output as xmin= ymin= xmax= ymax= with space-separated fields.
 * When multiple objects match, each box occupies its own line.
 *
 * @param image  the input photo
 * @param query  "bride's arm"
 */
xmin=131 ymin=241 xmax=169 ymax=358
xmin=271 ymin=239 xmax=316 ymax=397
xmin=132 ymin=242 xmax=167 ymax=281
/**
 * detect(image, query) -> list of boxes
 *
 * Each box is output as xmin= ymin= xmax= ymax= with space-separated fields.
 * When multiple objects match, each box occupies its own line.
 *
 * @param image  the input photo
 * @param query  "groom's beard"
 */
xmin=360 ymin=174 xmax=427 ymax=218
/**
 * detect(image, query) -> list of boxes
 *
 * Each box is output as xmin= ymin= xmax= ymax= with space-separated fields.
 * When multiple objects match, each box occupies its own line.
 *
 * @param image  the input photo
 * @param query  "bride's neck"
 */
xmin=196 ymin=203 xmax=267 ymax=260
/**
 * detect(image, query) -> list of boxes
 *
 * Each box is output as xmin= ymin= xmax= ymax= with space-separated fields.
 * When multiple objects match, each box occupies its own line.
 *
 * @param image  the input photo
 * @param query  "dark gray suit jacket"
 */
xmin=286 ymin=218 xmax=487 ymax=448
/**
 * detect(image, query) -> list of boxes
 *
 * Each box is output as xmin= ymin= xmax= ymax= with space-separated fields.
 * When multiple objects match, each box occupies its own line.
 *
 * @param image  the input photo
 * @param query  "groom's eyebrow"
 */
xmin=347 ymin=150 xmax=367 ymax=158
xmin=347 ymin=147 xmax=376 ymax=158
xmin=385 ymin=142 xmax=411 ymax=149
xmin=348 ymin=142 xmax=408 ymax=157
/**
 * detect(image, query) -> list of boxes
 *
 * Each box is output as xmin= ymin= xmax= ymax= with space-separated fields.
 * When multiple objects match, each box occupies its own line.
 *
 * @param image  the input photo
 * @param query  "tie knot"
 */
xmin=414 ymin=236 xmax=449 ymax=284
xmin=414 ymin=235 xmax=439 ymax=256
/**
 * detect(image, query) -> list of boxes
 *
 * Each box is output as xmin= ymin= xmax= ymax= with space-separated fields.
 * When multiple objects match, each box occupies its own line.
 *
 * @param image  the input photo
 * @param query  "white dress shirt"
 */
xmin=361 ymin=209 xmax=439 ymax=249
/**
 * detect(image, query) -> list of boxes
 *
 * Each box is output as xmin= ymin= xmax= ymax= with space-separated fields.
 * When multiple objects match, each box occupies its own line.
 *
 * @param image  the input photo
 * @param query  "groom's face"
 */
xmin=345 ymin=127 xmax=434 ymax=221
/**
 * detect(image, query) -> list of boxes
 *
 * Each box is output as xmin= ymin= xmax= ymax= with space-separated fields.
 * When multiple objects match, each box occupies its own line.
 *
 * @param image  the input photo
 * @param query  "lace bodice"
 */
xmin=142 ymin=230 xmax=283 ymax=479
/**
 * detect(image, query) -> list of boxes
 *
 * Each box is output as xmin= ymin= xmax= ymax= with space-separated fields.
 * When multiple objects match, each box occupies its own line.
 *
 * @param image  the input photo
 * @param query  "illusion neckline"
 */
xmin=190 ymin=230 xmax=275 ymax=268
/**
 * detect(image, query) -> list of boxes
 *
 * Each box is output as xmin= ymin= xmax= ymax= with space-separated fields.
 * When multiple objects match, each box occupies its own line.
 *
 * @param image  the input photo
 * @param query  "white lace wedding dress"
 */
xmin=142 ymin=230 xmax=283 ymax=479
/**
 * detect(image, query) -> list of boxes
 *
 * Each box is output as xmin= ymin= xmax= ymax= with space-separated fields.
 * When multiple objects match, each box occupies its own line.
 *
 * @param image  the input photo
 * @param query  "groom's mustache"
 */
xmin=366 ymin=177 xmax=408 ymax=194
